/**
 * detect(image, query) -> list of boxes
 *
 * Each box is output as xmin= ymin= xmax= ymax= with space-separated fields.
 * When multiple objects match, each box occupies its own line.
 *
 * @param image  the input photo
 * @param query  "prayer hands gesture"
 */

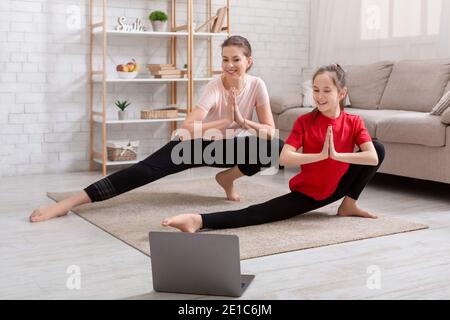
xmin=226 ymin=88 xmax=245 ymax=127
xmin=321 ymin=126 xmax=339 ymax=160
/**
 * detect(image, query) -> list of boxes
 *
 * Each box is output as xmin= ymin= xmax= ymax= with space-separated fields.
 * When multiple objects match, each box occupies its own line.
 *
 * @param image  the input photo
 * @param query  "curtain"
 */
xmin=309 ymin=0 xmax=450 ymax=67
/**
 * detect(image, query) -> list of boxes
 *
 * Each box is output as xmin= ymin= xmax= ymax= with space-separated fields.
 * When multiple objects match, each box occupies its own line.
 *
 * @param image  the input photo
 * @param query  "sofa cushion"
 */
xmin=277 ymin=107 xmax=314 ymax=133
xmin=270 ymin=94 xmax=303 ymax=115
xmin=344 ymin=61 xmax=394 ymax=110
xmin=344 ymin=108 xmax=408 ymax=138
xmin=380 ymin=59 xmax=450 ymax=112
xmin=445 ymin=81 xmax=450 ymax=93
xmin=377 ymin=113 xmax=446 ymax=147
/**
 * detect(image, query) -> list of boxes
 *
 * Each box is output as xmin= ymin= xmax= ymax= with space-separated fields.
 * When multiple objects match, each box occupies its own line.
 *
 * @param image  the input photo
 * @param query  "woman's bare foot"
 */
xmin=162 ymin=214 xmax=203 ymax=233
xmin=215 ymin=170 xmax=241 ymax=201
xmin=29 ymin=203 xmax=69 ymax=223
xmin=337 ymin=196 xmax=377 ymax=219
xmin=29 ymin=191 xmax=91 ymax=223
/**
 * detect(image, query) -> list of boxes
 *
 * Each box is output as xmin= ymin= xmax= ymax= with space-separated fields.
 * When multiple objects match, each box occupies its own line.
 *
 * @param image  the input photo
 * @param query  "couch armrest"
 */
xmin=270 ymin=94 xmax=303 ymax=115
xmin=441 ymin=107 xmax=450 ymax=125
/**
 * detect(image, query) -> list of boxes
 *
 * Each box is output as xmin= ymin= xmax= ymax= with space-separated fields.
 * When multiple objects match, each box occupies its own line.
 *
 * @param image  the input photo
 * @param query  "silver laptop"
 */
xmin=149 ymin=232 xmax=255 ymax=297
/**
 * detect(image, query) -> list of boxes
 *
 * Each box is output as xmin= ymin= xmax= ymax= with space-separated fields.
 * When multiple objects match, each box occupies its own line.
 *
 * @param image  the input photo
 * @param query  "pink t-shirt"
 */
xmin=197 ymin=75 xmax=270 ymax=137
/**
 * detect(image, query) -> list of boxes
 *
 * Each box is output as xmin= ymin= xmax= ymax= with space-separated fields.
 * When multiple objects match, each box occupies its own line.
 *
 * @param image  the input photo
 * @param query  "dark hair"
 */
xmin=221 ymin=35 xmax=253 ymax=71
xmin=312 ymin=63 xmax=347 ymax=111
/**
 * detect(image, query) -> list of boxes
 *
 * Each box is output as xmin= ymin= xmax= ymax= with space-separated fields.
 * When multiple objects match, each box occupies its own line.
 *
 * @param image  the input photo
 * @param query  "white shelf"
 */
xmin=94 ymin=117 xmax=186 ymax=124
xmin=93 ymin=158 xmax=140 ymax=166
xmin=94 ymin=30 xmax=189 ymax=37
xmin=94 ymin=77 xmax=214 ymax=83
xmin=94 ymin=30 xmax=228 ymax=38
xmin=97 ymin=77 xmax=188 ymax=83
xmin=194 ymin=32 xmax=229 ymax=37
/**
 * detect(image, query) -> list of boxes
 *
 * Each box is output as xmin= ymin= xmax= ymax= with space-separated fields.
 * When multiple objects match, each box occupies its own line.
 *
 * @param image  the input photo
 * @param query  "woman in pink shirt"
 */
xmin=30 ymin=36 xmax=283 ymax=223
xmin=163 ymin=64 xmax=385 ymax=233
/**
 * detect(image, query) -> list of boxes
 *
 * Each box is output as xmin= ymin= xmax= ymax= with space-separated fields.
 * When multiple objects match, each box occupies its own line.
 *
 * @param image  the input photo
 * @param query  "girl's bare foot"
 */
xmin=337 ymin=196 xmax=377 ymax=219
xmin=162 ymin=214 xmax=203 ymax=233
xmin=29 ymin=203 xmax=69 ymax=223
xmin=215 ymin=171 xmax=241 ymax=201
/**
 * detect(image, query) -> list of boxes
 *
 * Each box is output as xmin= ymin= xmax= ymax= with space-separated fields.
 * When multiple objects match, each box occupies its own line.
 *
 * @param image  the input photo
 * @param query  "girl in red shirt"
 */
xmin=164 ymin=64 xmax=385 ymax=232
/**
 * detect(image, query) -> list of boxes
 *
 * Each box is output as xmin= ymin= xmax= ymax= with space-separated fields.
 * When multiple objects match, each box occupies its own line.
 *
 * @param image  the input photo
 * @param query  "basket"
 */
xmin=106 ymin=140 xmax=139 ymax=162
xmin=141 ymin=107 xmax=178 ymax=119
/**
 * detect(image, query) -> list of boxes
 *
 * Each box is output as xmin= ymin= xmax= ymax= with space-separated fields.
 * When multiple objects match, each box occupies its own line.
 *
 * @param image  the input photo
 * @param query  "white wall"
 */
xmin=0 ymin=0 xmax=309 ymax=177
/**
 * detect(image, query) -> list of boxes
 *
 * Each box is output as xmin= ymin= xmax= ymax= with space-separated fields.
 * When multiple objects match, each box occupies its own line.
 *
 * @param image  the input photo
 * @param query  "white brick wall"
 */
xmin=0 ymin=0 xmax=309 ymax=177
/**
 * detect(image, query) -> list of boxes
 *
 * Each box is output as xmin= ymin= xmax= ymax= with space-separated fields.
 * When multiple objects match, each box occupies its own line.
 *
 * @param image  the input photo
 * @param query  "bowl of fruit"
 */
xmin=116 ymin=59 xmax=139 ymax=79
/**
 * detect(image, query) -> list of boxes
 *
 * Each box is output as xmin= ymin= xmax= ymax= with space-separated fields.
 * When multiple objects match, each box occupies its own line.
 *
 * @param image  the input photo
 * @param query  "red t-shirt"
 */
xmin=285 ymin=111 xmax=372 ymax=200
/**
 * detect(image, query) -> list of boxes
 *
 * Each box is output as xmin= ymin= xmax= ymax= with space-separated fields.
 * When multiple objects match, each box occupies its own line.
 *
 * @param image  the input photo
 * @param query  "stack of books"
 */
xmin=147 ymin=64 xmax=183 ymax=78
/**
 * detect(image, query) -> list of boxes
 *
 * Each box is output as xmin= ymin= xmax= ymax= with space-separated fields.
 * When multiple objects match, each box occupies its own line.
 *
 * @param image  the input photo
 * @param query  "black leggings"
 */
xmin=201 ymin=140 xmax=385 ymax=230
xmin=84 ymin=136 xmax=284 ymax=202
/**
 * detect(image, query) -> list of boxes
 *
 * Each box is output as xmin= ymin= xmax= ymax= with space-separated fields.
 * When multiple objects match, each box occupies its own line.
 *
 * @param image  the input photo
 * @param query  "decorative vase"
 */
xmin=118 ymin=110 xmax=128 ymax=120
xmin=151 ymin=20 xmax=166 ymax=32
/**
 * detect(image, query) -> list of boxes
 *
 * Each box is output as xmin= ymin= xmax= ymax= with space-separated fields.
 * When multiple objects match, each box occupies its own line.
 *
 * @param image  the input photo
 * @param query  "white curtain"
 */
xmin=309 ymin=0 xmax=450 ymax=67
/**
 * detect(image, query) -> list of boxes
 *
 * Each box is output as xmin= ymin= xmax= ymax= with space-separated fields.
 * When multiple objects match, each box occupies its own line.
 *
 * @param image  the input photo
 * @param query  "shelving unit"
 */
xmin=88 ymin=0 xmax=230 ymax=175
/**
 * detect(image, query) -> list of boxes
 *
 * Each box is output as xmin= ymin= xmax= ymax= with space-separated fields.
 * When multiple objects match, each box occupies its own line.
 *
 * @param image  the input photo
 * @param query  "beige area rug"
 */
xmin=48 ymin=178 xmax=428 ymax=260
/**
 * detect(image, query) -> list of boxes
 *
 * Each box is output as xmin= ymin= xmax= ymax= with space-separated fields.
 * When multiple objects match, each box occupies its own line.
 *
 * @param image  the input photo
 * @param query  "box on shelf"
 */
xmin=141 ymin=108 xmax=178 ymax=119
xmin=107 ymin=140 xmax=139 ymax=162
xmin=141 ymin=106 xmax=179 ymax=119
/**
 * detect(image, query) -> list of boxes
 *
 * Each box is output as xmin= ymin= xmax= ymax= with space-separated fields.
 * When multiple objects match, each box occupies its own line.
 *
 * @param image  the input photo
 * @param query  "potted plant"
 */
xmin=149 ymin=10 xmax=168 ymax=32
xmin=115 ymin=100 xmax=131 ymax=120
xmin=181 ymin=63 xmax=188 ymax=78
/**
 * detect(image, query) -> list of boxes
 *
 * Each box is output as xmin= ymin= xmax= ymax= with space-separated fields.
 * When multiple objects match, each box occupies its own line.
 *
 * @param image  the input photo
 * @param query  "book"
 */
xmin=146 ymin=64 xmax=175 ymax=70
xmin=195 ymin=15 xmax=217 ymax=32
xmin=152 ymin=69 xmax=182 ymax=76
xmin=154 ymin=74 xmax=184 ymax=79
xmin=147 ymin=63 xmax=174 ymax=67
xmin=212 ymin=7 xmax=227 ymax=33
xmin=147 ymin=64 xmax=176 ymax=73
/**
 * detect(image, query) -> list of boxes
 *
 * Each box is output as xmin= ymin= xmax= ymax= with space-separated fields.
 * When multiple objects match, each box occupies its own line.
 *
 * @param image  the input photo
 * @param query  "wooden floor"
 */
xmin=1 ymin=167 xmax=449 ymax=300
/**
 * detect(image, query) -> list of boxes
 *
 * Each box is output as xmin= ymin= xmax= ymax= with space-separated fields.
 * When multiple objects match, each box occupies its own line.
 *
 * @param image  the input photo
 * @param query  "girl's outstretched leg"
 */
xmin=163 ymin=191 xmax=331 ymax=232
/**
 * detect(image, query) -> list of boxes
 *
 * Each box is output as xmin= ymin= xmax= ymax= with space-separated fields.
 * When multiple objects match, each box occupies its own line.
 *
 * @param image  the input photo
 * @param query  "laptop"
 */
xmin=149 ymin=231 xmax=255 ymax=297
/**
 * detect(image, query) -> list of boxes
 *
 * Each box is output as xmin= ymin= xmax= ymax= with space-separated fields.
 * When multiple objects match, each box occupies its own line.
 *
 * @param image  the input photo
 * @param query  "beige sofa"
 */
xmin=270 ymin=59 xmax=450 ymax=184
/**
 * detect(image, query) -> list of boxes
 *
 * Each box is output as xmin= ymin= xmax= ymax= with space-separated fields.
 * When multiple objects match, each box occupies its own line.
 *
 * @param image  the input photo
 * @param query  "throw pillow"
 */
xmin=430 ymin=90 xmax=450 ymax=116
xmin=380 ymin=59 xmax=450 ymax=112
xmin=344 ymin=61 xmax=394 ymax=110
xmin=302 ymin=80 xmax=314 ymax=107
